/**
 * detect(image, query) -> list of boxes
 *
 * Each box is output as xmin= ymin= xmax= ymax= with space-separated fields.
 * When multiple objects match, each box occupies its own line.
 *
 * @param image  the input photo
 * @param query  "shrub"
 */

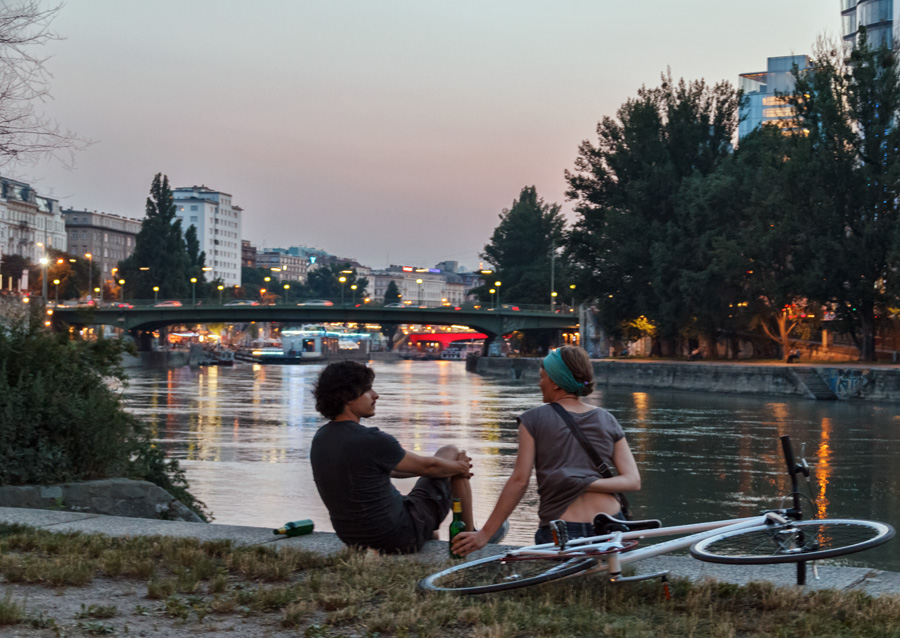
xmin=0 ymin=311 xmax=209 ymax=520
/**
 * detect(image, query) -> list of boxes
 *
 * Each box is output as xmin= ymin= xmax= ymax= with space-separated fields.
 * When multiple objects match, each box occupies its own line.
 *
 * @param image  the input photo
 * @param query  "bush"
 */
xmin=0 ymin=312 xmax=209 ymax=521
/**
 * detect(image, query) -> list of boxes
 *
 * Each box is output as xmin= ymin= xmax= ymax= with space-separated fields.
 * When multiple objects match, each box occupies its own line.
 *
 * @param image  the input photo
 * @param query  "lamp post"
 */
xmin=350 ymin=284 xmax=357 ymax=305
xmin=218 ymin=284 xmax=225 ymax=305
xmin=551 ymin=291 xmax=558 ymax=312
xmin=416 ymin=278 xmax=423 ymax=306
xmin=489 ymin=288 xmax=496 ymax=308
xmin=570 ymin=284 xmax=576 ymax=312
xmin=153 ymin=286 xmax=159 ymax=304
xmin=494 ymin=281 xmax=501 ymax=310
xmin=118 ymin=279 xmax=125 ymax=302
xmin=94 ymin=288 xmax=101 ymax=305
xmin=85 ymin=253 xmax=92 ymax=301
xmin=339 ymin=276 xmax=347 ymax=306
xmin=190 ymin=277 xmax=197 ymax=306
xmin=53 ymin=279 xmax=60 ymax=304
xmin=39 ymin=257 xmax=48 ymax=301
xmin=282 ymin=283 xmax=290 ymax=304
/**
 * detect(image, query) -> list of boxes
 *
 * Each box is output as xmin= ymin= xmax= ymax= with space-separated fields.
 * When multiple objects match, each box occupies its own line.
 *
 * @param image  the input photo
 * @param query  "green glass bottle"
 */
xmin=448 ymin=499 xmax=466 ymax=558
xmin=273 ymin=519 xmax=314 ymax=537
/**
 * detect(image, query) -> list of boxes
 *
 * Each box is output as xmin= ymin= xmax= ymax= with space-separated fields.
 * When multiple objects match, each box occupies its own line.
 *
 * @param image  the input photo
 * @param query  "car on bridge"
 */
xmin=297 ymin=300 xmax=334 ymax=306
xmin=224 ymin=300 xmax=260 ymax=306
xmin=154 ymin=300 xmax=183 ymax=308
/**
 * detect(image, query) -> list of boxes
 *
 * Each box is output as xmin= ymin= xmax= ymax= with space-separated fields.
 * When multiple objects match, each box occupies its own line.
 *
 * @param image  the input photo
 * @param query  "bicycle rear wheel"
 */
xmin=690 ymin=519 xmax=895 ymax=565
xmin=419 ymin=553 xmax=598 ymax=594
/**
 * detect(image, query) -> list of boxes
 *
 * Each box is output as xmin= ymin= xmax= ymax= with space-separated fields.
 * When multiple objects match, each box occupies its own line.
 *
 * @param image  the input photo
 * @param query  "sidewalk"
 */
xmin=2 ymin=507 xmax=898 ymax=596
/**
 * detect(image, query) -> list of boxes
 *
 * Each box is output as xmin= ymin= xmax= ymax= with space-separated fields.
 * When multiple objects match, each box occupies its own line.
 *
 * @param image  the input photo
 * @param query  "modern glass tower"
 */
xmin=738 ymin=55 xmax=811 ymax=139
xmin=841 ymin=0 xmax=900 ymax=48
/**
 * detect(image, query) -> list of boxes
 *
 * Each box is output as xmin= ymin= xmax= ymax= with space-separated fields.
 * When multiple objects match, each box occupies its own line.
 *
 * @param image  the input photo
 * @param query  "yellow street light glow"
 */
xmin=139 ymin=266 xmax=150 ymax=271
xmin=339 ymin=276 xmax=346 ymax=283
xmin=118 ymin=279 xmax=125 ymax=285
xmin=270 ymin=267 xmax=282 ymax=272
xmin=495 ymin=281 xmax=501 ymax=287
xmin=283 ymin=284 xmax=290 ymax=289
xmin=264 ymin=276 xmax=271 ymax=282
xmin=52 ymin=279 xmax=59 ymax=285
xmin=217 ymin=285 xmax=224 ymax=291
xmin=153 ymin=286 xmax=159 ymax=292
xmin=551 ymin=291 xmax=558 ymax=297
xmin=489 ymin=289 xmax=495 ymax=294
xmin=190 ymin=277 xmax=197 ymax=283
xmin=202 ymin=267 xmax=213 ymax=271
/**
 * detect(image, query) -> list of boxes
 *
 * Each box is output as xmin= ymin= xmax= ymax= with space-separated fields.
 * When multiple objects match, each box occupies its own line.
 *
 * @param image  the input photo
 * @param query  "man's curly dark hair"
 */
xmin=313 ymin=360 xmax=375 ymax=420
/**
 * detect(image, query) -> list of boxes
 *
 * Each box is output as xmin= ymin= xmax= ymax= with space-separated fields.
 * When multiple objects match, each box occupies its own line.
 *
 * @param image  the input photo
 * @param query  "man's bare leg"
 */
xmin=435 ymin=445 xmax=475 ymax=532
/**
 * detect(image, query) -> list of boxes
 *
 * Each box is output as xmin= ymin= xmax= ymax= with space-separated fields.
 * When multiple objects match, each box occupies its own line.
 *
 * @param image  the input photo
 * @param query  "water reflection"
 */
xmin=123 ymin=361 xmax=900 ymax=570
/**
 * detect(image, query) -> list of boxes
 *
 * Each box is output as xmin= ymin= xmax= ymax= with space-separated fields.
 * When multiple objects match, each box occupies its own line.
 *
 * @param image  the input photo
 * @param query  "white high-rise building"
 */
xmin=172 ymin=185 xmax=242 ymax=287
xmin=738 ymin=55 xmax=812 ymax=140
xmin=841 ymin=0 xmax=900 ymax=48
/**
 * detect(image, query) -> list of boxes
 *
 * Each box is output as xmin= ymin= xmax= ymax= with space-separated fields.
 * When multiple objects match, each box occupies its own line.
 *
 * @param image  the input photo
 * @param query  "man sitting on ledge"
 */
xmin=310 ymin=361 xmax=475 ymax=554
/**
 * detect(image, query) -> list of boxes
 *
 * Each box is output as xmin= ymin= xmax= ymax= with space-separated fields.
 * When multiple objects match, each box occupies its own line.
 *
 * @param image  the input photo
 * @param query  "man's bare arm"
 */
xmin=392 ymin=450 xmax=472 ymax=479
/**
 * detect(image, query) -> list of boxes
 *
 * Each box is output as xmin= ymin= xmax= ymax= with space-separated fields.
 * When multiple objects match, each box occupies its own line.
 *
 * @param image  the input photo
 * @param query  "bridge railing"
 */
xmin=51 ymin=298 xmax=576 ymax=315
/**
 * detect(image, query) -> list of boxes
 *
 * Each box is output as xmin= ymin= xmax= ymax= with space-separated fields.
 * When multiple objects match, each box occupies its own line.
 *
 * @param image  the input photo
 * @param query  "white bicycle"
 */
xmin=420 ymin=436 xmax=895 ymax=594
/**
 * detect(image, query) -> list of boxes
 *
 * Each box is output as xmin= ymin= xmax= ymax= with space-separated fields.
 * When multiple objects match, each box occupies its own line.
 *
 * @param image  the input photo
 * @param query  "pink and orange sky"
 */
xmin=21 ymin=1 xmax=838 ymax=270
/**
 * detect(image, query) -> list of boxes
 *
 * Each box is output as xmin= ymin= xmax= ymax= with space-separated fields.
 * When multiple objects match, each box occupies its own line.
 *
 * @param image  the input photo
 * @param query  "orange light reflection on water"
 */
xmin=815 ymin=417 xmax=833 ymax=518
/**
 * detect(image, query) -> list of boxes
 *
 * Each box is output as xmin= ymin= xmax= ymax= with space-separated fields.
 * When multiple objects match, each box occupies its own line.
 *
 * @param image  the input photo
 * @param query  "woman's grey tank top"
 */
xmin=518 ymin=402 xmax=625 ymax=525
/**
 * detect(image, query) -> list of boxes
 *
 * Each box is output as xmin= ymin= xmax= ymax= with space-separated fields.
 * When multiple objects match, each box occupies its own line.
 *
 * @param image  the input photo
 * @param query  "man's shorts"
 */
xmin=379 ymin=476 xmax=452 ymax=554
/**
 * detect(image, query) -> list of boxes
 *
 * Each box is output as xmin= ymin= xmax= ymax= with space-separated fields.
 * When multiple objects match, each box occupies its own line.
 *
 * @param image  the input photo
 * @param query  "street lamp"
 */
xmin=52 ymin=279 xmax=60 ymax=304
xmin=218 ymin=284 xmax=224 ymax=305
xmin=339 ymin=276 xmax=347 ymax=306
xmin=350 ymin=284 xmax=357 ymax=305
xmin=118 ymin=279 xmax=125 ymax=301
xmin=416 ymin=278 xmax=423 ymax=306
xmin=282 ymin=283 xmax=290 ymax=304
xmin=85 ymin=253 xmax=92 ymax=301
xmin=39 ymin=257 xmax=48 ymax=301
xmin=494 ymin=281 xmax=501 ymax=309
xmin=551 ymin=291 xmax=558 ymax=312
xmin=570 ymin=284 xmax=576 ymax=312
xmin=94 ymin=288 xmax=101 ymax=304
xmin=190 ymin=277 xmax=198 ymax=306
xmin=153 ymin=286 xmax=159 ymax=304
xmin=489 ymin=288 xmax=496 ymax=308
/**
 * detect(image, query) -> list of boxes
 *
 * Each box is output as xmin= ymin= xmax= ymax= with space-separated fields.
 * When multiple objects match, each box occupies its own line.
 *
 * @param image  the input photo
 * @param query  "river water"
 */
xmin=124 ymin=360 xmax=900 ymax=570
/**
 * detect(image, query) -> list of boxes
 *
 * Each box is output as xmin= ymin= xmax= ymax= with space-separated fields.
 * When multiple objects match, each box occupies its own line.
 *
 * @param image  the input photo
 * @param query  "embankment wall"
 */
xmin=470 ymin=357 xmax=900 ymax=403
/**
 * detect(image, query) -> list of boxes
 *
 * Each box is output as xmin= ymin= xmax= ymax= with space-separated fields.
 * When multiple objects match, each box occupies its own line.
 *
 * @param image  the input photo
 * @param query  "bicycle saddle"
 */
xmin=593 ymin=512 xmax=662 ymax=536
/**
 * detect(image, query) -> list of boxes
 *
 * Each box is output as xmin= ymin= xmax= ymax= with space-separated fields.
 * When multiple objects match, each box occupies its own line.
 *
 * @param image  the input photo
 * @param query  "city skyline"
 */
xmin=17 ymin=1 xmax=837 ymax=270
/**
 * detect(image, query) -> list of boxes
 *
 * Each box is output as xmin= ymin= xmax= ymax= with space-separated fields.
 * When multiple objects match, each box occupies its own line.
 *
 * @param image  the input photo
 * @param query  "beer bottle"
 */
xmin=273 ymin=519 xmax=314 ymax=537
xmin=448 ymin=499 xmax=466 ymax=558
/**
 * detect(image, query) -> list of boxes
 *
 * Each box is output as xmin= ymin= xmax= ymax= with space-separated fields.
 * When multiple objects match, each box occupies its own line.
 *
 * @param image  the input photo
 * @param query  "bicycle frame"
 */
xmin=503 ymin=513 xmax=784 ymax=581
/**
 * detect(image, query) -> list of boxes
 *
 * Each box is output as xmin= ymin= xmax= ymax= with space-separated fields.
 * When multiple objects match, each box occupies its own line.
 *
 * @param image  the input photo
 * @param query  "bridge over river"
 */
xmin=50 ymin=303 xmax=578 ymax=353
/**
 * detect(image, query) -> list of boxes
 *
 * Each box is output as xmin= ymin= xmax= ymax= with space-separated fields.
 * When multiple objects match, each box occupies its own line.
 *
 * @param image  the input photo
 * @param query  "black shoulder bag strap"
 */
xmin=549 ymin=402 xmax=632 ymax=520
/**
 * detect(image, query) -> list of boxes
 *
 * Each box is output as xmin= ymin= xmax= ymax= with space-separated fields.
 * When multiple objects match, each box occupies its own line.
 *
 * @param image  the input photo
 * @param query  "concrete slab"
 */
xmin=33 ymin=515 xmax=280 ymax=547
xmin=0 ymin=506 xmax=100 ymax=527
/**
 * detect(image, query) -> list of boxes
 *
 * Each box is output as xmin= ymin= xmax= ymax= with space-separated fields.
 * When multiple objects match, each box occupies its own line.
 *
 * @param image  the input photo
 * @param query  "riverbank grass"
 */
xmin=2 ymin=523 xmax=899 ymax=637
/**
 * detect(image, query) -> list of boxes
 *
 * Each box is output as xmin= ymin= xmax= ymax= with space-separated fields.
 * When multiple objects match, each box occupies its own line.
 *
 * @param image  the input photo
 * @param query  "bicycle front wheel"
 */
xmin=690 ymin=519 xmax=895 ymax=565
xmin=419 ymin=553 xmax=598 ymax=594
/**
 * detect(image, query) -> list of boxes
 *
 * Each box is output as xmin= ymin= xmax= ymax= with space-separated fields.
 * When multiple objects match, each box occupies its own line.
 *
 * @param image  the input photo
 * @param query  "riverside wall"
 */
xmin=470 ymin=357 xmax=900 ymax=403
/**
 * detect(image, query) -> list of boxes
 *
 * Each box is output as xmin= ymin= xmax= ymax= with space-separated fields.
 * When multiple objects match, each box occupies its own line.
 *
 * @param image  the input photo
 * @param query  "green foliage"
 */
xmin=380 ymin=280 xmax=401 ymax=349
xmin=0 ymin=314 xmax=208 ymax=520
xmin=304 ymin=264 xmax=368 ymax=302
xmin=566 ymin=72 xmax=740 ymax=349
xmin=117 ymin=174 xmax=194 ymax=300
xmin=480 ymin=185 xmax=566 ymax=306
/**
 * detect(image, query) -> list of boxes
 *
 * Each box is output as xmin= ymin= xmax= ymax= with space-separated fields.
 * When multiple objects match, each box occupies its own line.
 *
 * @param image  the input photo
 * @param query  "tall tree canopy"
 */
xmin=565 ymin=73 xmax=741 ymax=351
xmin=480 ymin=186 xmax=566 ymax=306
xmin=784 ymin=34 xmax=900 ymax=360
xmin=117 ymin=174 xmax=192 ymax=300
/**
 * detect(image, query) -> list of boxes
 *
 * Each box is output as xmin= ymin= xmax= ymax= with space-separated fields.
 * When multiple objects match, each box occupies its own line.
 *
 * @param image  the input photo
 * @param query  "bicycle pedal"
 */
xmin=549 ymin=519 xmax=568 ymax=550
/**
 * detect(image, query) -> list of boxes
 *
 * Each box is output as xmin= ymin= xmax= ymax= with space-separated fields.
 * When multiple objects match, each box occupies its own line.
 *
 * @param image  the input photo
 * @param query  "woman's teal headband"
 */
xmin=542 ymin=349 xmax=587 ymax=396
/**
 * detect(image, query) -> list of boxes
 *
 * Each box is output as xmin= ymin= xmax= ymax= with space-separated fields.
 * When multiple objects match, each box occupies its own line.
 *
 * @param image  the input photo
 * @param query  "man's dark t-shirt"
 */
xmin=310 ymin=420 xmax=406 ymax=548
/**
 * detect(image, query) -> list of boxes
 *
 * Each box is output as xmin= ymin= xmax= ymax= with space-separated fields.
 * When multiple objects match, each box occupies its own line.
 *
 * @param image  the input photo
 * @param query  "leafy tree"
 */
xmin=0 ymin=312 xmax=208 ymax=519
xmin=380 ymin=280 xmax=401 ymax=349
xmin=480 ymin=186 xmax=566 ymax=306
xmin=304 ymin=264 xmax=368 ymax=303
xmin=565 ymin=73 xmax=740 ymax=353
xmin=784 ymin=33 xmax=900 ymax=361
xmin=117 ymin=174 xmax=192 ymax=300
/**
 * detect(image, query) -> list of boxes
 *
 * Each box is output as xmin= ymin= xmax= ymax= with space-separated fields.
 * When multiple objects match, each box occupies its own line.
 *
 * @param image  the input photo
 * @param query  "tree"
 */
xmin=380 ymin=280 xmax=401 ymax=349
xmin=117 ymin=174 xmax=192 ymax=300
xmin=0 ymin=1 xmax=82 ymax=166
xmin=304 ymin=264 xmax=368 ymax=303
xmin=480 ymin=186 xmax=566 ymax=306
xmin=786 ymin=33 xmax=900 ymax=361
xmin=565 ymin=73 xmax=740 ymax=353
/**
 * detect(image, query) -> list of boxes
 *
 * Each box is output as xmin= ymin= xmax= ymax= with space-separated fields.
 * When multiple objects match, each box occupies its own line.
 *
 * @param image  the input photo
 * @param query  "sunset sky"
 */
xmin=20 ymin=1 xmax=839 ymax=270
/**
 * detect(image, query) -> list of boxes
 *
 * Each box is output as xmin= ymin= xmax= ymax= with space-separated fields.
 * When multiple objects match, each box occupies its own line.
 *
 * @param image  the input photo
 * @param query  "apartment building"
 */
xmin=62 ymin=209 xmax=142 ymax=286
xmin=0 ymin=176 xmax=66 ymax=263
xmin=173 ymin=185 xmax=242 ymax=286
